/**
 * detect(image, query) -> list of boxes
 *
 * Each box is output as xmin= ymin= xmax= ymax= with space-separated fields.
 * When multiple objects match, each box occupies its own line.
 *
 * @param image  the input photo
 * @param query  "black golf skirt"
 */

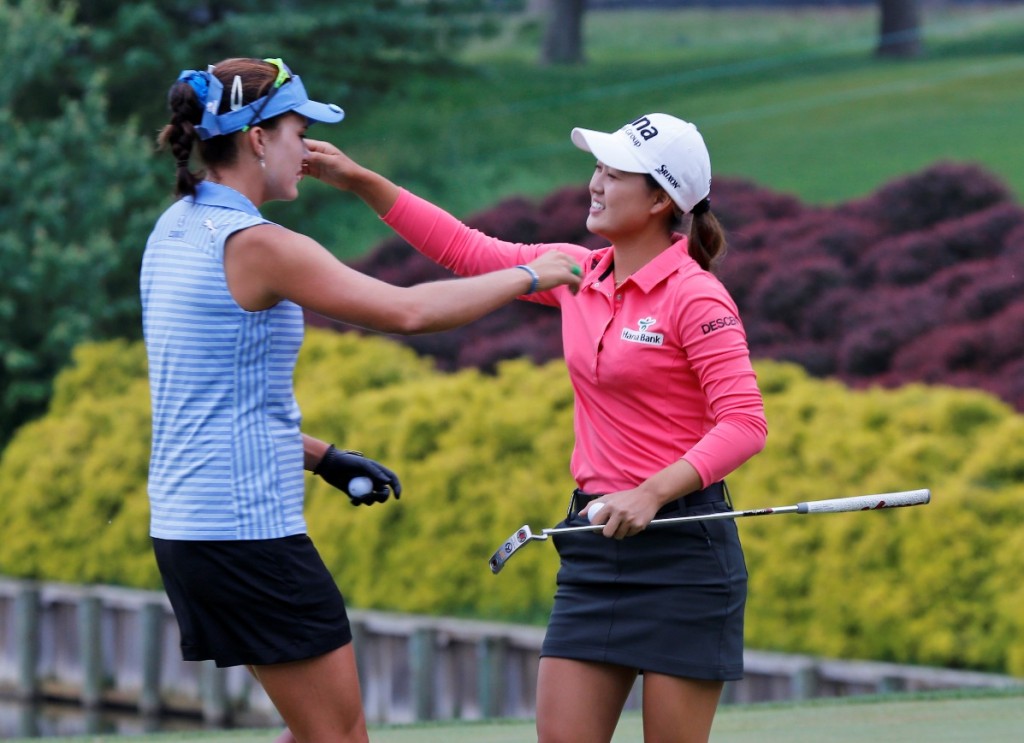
xmin=153 ymin=534 xmax=352 ymax=668
xmin=540 ymin=483 xmax=748 ymax=681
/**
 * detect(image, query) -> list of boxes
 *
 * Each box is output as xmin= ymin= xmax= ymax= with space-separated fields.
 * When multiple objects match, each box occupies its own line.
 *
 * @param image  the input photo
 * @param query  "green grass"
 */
xmin=280 ymin=4 xmax=1024 ymax=258
xmin=13 ymin=688 xmax=1024 ymax=742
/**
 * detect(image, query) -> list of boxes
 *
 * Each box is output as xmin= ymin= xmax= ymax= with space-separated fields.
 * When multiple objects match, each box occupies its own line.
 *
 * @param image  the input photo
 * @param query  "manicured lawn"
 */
xmin=295 ymin=4 xmax=1024 ymax=256
xmin=17 ymin=688 xmax=1024 ymax=742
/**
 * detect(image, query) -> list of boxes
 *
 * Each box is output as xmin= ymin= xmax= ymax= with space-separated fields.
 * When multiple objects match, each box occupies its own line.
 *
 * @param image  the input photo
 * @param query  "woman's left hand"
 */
xmin=302 ymin=139 xmax=401 ymax=216
xmin=581 ymin=488 xmax=661 ymax=540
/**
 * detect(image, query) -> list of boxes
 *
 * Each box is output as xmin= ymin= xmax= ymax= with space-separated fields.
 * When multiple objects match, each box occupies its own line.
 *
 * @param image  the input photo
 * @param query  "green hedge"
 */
xmin=730 ymin=365 xmax=1024 ymax=674
xmin=1 ymin=331 xmax=1021 ymax=673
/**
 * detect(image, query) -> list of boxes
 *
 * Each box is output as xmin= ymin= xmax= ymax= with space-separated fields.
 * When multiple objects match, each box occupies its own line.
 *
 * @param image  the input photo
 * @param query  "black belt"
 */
xmin=569 ymin=481 xmax=727 ymax=518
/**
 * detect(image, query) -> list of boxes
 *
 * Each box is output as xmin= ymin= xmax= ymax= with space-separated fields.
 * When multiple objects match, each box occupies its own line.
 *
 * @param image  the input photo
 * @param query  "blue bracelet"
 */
xmin=514 ymin=264 xmax=540 ymax=295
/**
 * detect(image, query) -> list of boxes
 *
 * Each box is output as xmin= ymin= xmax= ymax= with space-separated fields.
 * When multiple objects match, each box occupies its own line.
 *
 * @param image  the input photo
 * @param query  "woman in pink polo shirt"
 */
xmin=305 ymin=113 xmax=767 ymax=743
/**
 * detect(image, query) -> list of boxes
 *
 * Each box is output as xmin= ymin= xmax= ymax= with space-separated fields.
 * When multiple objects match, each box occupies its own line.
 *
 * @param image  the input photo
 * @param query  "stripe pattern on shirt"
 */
xmin=141 ymin=183 xmax=306 ymax=540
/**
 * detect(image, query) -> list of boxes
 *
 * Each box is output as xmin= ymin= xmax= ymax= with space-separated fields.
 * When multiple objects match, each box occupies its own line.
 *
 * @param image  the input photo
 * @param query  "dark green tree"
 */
xmin=0 ymin=0 xmax=495 ymax=447
xmin=22 ymin=0 xmax=495 ymax=130
xmin=0 ymin=1 xmax=163 ymax=445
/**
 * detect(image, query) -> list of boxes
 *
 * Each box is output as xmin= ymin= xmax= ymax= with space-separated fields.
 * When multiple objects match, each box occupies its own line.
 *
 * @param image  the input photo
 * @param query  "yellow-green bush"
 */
xmin=1 ymin=332 xmax=1022 ymax=674
xmin=296 ymin=331 xmax=574 ymax=623
xmin=0 ymin=340 xmax=156 ymax=586
xmin=732 ymin=364 xmax=1024 ymax=674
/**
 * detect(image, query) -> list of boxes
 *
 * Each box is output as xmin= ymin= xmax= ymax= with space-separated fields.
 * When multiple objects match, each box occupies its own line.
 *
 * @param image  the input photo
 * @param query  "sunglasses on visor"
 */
xmin=242 ymin=58 xmax=293 ymax=132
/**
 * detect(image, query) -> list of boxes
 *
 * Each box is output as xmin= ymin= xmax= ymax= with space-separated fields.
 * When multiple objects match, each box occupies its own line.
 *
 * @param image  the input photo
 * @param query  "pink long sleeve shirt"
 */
xmin=383 ymin=190 xmax=767 ymax=494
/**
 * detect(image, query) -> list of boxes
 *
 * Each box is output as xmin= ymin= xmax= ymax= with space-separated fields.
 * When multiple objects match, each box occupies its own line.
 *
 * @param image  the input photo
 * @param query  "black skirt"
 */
xmin=540 ymin=484 xmax=747 ymax=681
xmin=153 ymin=534 xmax=352 ymax=668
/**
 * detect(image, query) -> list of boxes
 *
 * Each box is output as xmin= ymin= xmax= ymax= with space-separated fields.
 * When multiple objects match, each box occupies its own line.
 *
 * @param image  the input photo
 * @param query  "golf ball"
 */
xmin=348 ymin=476 xmax=374 ymax=497
xmin=587 ymin=501 xmax=606 ymax=523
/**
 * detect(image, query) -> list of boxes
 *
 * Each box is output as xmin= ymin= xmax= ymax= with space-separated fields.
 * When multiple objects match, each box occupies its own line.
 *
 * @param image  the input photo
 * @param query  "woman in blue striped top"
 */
xmin=142 ymin=57 xmax=581 ymax=743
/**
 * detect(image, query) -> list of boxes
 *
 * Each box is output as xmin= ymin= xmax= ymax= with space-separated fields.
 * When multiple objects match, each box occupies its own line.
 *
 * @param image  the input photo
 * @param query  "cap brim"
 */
xmin=295 ymin=99 xmax=345 ymax=125
xmin=570 ymin=127 xmax=646 ymax=173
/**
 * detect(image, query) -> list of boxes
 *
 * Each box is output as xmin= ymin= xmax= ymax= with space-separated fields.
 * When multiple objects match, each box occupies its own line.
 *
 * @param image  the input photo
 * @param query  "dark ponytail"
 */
xmin=687 ymin=198 xmax=727 ymax=273
xmin=644 ymin=175 xmax=728 ymax=273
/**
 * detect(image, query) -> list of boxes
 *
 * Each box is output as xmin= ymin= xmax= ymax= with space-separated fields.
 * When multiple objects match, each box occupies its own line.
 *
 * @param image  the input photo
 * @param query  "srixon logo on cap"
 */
xmin=655 ymin=164 xmax=681 ymax=190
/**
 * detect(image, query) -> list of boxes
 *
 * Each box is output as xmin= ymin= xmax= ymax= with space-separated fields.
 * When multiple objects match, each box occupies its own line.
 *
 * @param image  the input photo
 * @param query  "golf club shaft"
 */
xmin=542 ymin=488 xmax=930 ymax=537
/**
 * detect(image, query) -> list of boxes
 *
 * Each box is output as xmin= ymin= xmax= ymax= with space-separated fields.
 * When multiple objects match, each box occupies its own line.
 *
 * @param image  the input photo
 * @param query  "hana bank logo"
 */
xmin=621 ymin=316 xmax=664 ymax=346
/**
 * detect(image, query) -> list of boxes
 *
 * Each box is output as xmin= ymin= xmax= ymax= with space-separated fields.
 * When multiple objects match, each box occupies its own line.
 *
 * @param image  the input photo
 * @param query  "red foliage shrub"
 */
xmin=535 ymin=186 xmax=607 ymax=248
xmin=742 ymin=317 xmax=797 ymax=348
xmin=755 ymin=340 xmax=837 ymax=377
xmin=712 ymin=176 xmax=805 ymax=231
xmin=840 ymin=161 xmax=1013 ymax=234
xmin=992 ymin=358 xmax=1024 ymax=412
xmin=716 ymin=249 xmax=774 ymax=307
xmin=747 ymin=256 xmax=846 ymax=332
xmin=928 ymin=259 xmax=1021 ymax=323
xmin=835 ymin=282 xmax=952 ymax=376
xmin=464 ymin=196 xmax=541 ymax=244
xmin=801 ymin=286 xmax=862 ymax=342
xmin=859 ymin=203 xmax=1024 ymax=287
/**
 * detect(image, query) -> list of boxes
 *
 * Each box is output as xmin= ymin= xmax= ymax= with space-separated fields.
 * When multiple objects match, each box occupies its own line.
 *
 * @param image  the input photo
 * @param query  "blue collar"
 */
xmin=187 ymin=181 xmax=261 ymax=216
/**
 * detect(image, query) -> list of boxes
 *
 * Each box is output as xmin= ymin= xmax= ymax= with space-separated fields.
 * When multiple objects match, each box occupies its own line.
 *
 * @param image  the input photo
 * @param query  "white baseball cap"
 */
xmin=571 ymin=113 xmax=712 ymax=214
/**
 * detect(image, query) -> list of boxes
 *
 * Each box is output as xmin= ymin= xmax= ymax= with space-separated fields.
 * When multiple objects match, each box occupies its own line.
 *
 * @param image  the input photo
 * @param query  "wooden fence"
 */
xmin=1 ymin=578 xmax=1020 ymax=729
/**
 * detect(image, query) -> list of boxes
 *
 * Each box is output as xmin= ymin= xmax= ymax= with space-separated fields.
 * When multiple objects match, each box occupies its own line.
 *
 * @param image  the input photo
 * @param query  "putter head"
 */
xmin=488 ymin=525 xmax=547 ymax=574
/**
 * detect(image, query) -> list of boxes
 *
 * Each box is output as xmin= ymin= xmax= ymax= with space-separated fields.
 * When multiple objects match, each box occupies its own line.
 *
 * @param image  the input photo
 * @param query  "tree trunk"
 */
xmin=540 ymin=0 xmax=585 ymax=66
xmin=876 ymin=0 xmax=922 ymax=58
xmin=525 ymin=0 xmax=547 ymax=15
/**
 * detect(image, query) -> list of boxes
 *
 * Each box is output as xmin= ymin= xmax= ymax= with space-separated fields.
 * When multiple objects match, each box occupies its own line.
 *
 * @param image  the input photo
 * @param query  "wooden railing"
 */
xmin=1 ymin=578 xmax=1020 ymax=728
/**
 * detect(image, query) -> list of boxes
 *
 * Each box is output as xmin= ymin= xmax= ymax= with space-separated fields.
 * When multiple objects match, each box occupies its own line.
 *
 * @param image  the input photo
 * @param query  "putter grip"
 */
xmin=797 ymin=489 xmax=930 ymax=514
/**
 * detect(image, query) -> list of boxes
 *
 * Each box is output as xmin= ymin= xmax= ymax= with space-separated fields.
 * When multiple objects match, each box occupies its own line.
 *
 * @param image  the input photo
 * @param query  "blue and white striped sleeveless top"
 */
xmin=141 ymin=182 xmax=307 ymax=540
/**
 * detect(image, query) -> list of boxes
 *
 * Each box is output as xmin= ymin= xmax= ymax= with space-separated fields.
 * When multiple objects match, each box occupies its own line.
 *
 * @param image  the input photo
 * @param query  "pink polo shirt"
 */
xmin=383 ymin=189 xmax=767 ymax=493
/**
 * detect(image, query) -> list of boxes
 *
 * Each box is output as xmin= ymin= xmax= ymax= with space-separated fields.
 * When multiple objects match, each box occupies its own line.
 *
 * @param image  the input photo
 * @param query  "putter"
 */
xmin=488 ymin=525 xmax=550 ymax=574
xmin=488 ymin=488 xmax=930 ymax=574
